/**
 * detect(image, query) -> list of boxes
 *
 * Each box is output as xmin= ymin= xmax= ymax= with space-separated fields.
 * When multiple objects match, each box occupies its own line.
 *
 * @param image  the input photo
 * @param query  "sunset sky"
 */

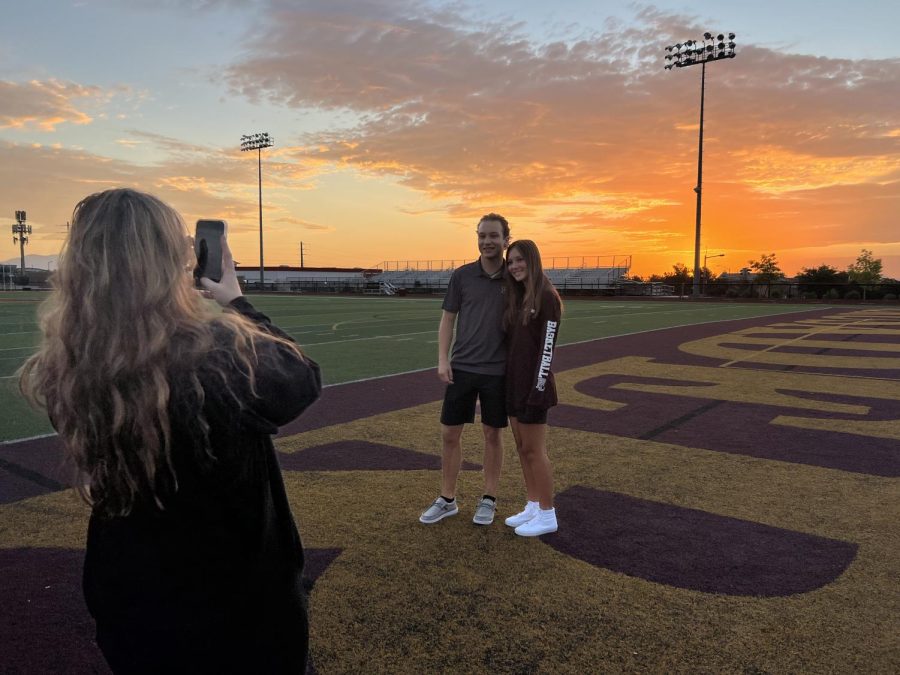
xmin=3 ymin=0 xmax=899 ymax=278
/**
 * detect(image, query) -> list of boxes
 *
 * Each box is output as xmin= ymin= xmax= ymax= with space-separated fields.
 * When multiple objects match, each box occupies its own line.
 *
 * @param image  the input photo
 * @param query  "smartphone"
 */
xmin=194 ymin=219 xmax=227 ymax=283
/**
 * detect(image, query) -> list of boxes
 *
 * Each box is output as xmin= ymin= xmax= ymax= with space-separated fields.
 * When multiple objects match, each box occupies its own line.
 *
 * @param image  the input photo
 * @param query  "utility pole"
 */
xmin=300 ymin=241 xmax=305 ymax=268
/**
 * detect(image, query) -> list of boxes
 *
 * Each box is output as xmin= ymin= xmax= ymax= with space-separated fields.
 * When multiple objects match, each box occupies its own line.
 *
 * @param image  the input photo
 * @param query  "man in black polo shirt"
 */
xmin=420 ymin=213 xmax=509 ymax=526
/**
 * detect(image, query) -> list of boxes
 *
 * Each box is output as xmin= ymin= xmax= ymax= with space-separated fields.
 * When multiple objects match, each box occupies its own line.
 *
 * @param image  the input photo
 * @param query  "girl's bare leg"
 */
xmin=516 ymin=422 xmax=554 ymax=509
xmin=510 ymin=418 xmax=538 ymax=502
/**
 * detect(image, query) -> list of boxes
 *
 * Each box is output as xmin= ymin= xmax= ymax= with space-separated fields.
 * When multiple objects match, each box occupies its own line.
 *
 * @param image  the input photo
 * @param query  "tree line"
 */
xmin=633 ymin=249 xmax=894 ymax=287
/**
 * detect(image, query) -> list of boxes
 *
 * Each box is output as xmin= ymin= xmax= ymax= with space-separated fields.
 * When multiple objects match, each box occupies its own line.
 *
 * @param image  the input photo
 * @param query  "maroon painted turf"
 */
xmin=303 ymin=547 xmax=343 ymax=592
xmin=0 ymin=546 xmax=340 ymax=674
xmin=556 ymin=376 xmax=900 ymax=476
xmin=0 ymin=548 xmax=107 ymax=673
xmin=279 ymin=440 xmax=482 ymax=472
xmin=544 ymin=486 xmax=859 ymax=596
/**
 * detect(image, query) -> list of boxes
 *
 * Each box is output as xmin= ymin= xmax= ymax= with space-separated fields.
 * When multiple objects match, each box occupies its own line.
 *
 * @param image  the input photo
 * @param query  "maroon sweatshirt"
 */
xmin=505 ymin=284 xmax=562 ymax=415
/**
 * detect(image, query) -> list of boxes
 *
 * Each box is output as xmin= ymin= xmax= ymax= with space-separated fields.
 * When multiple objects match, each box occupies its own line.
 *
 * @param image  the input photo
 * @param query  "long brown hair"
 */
xmin=504 ymin=239 xmax=562 ymax=327
xmin=18 ymin=188 xmax=296 ymax=517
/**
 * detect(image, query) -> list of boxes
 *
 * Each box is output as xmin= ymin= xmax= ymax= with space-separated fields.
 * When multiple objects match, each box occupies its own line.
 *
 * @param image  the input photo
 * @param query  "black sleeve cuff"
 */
xmin=227 ymin=296 xmax=255 ymax=314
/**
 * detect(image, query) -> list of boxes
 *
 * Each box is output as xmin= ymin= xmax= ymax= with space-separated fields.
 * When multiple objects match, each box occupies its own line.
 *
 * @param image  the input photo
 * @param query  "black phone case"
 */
xmin=195 ymin=222 xmax=224 ymax=283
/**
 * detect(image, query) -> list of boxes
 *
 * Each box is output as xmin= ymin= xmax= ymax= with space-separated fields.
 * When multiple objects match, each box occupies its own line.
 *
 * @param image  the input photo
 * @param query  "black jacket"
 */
xmin=82 ymin=297 xmax=321 ymax=674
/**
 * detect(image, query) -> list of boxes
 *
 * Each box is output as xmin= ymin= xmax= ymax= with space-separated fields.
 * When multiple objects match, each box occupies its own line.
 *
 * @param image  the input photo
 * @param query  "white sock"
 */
xmin=539 ymin=507 xmax=555 ymax=518
xmin=527 ymin=500 xmax=539 ymax=510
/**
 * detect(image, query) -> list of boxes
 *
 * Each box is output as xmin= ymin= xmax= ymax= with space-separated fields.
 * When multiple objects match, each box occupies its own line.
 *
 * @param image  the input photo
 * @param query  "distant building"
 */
xmin=718 ymin=267 xmax=755 ymax=283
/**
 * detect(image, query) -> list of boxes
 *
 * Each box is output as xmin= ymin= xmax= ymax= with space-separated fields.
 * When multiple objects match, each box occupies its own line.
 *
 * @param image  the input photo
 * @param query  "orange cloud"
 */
xmin=0 ymin=80 xmax=104 ymax=131
xmin=733 ymin=147 xmax=900 ymax=194
xmin=275 ymin=215 xmax=334 ymax=232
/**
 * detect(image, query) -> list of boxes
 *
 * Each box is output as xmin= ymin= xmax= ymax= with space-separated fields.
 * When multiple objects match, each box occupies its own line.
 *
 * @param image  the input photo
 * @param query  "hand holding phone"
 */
xmin=194 ymin=220 xmax=242 ymax=306
xmin=198 ymin=236 xmax=243 ymax=306
xmin=194 ymin=220 xmax=226 ymax=283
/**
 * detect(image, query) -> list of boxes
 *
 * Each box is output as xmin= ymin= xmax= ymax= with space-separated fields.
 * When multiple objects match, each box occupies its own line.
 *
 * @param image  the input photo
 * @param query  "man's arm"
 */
xmin=437 ymin=310 xmax=457 ymax=383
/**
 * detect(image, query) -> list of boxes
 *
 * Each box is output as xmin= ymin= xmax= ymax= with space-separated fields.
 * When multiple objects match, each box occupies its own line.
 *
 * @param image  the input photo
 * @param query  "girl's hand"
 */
xmin=199 ymin=236 xmax=243 ymax=306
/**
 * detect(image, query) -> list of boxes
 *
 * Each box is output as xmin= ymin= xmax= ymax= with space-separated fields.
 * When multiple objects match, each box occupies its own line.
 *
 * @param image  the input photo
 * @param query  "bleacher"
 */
xmin=371 ymin=270 xmax=454 ymax=287
xmin=233 ymin=257 xmax=656 ymax=296
xmin=367 ymin=257 xmax=633 ymax=292
xmin=544 ymin=267 xmax=630 ymax=289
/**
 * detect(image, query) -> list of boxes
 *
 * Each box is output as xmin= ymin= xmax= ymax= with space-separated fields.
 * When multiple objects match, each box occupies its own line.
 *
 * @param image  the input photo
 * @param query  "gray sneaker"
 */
xmin=419 ymin=497 xmax=459 ymax=524
xmin=472 ymin=497 xmax=496 ymax=525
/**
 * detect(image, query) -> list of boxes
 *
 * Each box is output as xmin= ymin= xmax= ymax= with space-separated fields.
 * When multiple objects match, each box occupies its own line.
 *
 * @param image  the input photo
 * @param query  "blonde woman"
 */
xmin=19 ymin=189 xmax=321 ymax=673
xmin=502 ymin=240 xmax=562 ymax=536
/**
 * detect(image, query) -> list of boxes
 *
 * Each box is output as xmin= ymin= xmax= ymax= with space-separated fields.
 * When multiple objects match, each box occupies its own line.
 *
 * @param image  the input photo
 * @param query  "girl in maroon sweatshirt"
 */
xmin=503 ymin=240 xmax=562 ymax=536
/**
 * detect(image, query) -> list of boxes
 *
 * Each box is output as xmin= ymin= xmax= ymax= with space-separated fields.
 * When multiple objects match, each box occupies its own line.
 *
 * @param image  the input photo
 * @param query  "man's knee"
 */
xmin=441 ymin=424 xmax=464 ymax=445
xmin=517 ymin=442 xmax=538 ymax=459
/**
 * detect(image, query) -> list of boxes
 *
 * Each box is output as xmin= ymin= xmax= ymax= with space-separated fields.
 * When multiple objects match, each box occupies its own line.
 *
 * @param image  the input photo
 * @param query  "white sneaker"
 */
xmin=515 ymin=508 xmax=558 ymax=537
xmin=505 ymin=501 xmax=539 ymax=527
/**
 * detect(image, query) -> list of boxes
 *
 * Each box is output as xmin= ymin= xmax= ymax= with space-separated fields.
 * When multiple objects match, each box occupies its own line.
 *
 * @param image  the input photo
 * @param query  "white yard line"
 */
xmin=302 ymin=330 xmax=434 ymax=347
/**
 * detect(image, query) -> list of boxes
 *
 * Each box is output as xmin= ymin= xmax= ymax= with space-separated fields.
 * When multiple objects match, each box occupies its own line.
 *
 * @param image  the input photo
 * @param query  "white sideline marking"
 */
xmin=0 ymin=432 xmax=57 ymax=445
xmin=301 ymin=330 xmax=433 ymax=347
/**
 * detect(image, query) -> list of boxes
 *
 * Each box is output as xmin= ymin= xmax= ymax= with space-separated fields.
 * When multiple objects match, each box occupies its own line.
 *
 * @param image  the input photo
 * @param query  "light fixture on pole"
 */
xmin=704 ymin=252 xmax=725 ymax=269
xmin=240 ymin=132 xmax=274 ymax=288
xmin=12 ymin=210 xmax=31 ymax=276
xmin=703 ymin=251 xmax=725 ymax=292
xmin=665 ymin=32 xmax=736 ymax=297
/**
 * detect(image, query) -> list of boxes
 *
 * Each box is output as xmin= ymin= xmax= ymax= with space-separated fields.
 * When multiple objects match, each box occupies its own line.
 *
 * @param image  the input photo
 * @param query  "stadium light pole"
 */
xmin=665 ymin=32 xmax=736 ymax=297
xmin=12 ymin=210 xmax=31 ymax=275
xmin=240 ymin=132 xmax=274 ymax=288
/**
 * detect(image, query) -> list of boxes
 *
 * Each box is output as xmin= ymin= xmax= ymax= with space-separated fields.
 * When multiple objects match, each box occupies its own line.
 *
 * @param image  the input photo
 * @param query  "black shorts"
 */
xmin=441 ymin=369 xmax=508 ymax=428
xmin=509 ymin=407 xmax=548 ymax=425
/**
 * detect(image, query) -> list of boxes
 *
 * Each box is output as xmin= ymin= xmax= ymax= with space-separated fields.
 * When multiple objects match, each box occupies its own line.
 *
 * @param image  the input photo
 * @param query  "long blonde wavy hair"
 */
xmin=18 ymin=188 xmax=292 ymax=517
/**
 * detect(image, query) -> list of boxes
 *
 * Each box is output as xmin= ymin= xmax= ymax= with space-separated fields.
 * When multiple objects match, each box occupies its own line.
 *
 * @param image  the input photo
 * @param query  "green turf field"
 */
xmin=0 ymin=291 xmax=826 ymax=442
